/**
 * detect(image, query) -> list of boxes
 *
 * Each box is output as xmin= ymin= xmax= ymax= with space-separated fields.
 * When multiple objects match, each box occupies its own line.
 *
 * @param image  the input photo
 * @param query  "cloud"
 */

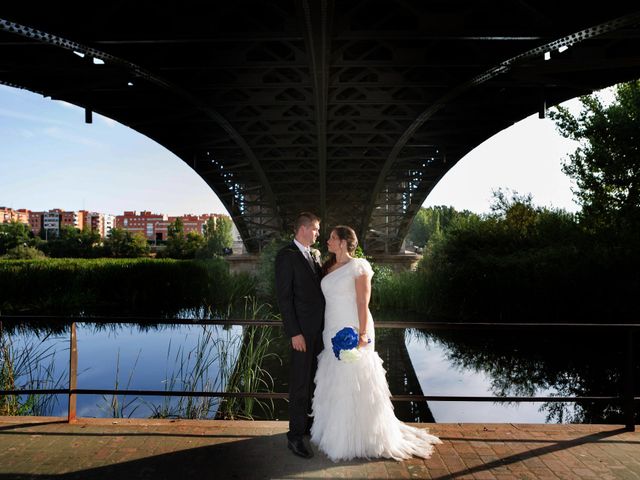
xmin=43 ymin=126 xmax=103 ymax=147
xmin=19 ymin=129 xmax=35 ymax=138
xmin=0 ymin=107 xmax=73 ymax=127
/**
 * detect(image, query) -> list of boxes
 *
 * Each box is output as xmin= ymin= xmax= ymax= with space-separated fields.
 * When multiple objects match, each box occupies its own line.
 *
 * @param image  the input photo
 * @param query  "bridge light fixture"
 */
xmin=127 ymin=81 xmax=134 ymax=87
xmin=73 ymin=51 xmax=85 ymax=58
xmin=558 ymin=45 xmax=569 ymax=53
xmin=93 ymin=58 xmax=105 ymax=65
xmin=544 ymin=51 xmax=551 ymax=61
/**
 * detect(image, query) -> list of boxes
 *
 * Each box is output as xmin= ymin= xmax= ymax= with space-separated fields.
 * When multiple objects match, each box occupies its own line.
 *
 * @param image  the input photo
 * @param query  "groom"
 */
xmin=275 ymin=212 xmax=325 ymax=459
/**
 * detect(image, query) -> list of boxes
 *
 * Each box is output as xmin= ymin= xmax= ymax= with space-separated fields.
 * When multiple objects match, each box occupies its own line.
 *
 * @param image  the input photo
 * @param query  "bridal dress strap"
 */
xmin=353 ymin=258 xmax=374 ymax=278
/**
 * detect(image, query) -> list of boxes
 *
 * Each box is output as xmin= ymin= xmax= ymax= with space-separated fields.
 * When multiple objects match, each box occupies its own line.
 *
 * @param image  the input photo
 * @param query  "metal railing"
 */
xmin=0 ymin=317 xmax=637 ymax=431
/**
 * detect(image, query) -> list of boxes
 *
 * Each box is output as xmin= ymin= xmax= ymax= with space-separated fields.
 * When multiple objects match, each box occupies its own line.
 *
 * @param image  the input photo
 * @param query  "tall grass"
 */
xmin=371 ymin=268 xmax=426 ymax=312
xmin=98 ymin=348 xmax=143 ymax=418
xmin=0 ymin=322 xmax=66 ymax=416
xmin=145 ymin=297 xmax=281 ymax=420
xmin=216 ymin=298 xmax=281 ymax=420
xmin=147 ymin=325 xmax=225 ymax=419
xmin=2 ymin=295 xmax=280 ymax=420
xmin=0 ymin=257 xmax=255 ymax=315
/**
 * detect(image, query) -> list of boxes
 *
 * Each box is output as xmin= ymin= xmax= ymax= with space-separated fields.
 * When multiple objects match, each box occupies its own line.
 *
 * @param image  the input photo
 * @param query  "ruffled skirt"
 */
xmin=310 ymin=347 xmax=441 ymax=462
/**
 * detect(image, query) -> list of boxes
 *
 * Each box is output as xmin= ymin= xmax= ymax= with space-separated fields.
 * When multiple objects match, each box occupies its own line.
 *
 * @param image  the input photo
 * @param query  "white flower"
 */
xmin=339 ymin=348 xmax=362 ymax=363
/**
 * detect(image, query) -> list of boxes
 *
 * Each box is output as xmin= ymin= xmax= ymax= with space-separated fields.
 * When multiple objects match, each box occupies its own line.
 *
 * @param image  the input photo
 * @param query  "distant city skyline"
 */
xmin=1 ymin=84 xmax=615 ymax=218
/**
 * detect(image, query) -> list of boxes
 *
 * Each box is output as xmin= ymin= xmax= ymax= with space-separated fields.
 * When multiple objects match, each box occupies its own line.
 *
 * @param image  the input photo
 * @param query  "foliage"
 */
xmin=255 ymin=236 xmax=291 ymax=300
xmin=163 ymin=218 xmax=188 ymax=259
xmin=42 ymin=226 xmax=101 ymax=258
xmin=550 ymin=81 xmax=640 ymax=232
xmin=103 ymin=228 xmax=150 ymax=258
xmin=2 ymin=245 xmax=46 ymax=260
xmin=370 ymin=269 xmax=424 ymax=312
xmin=0 ymin=324 xmax=65 ymax=416
xmin=216 ymin=298 xmax=281 ymax=420
xmin=406 ymin=206 xmax=476 ymax=247
xmin=0 ymin=221 xmax=35 ymax=255
xmin=419 ymin=327 xmax=637 ymax=424
xmin=161 ymin=216 xmax=234 ymax=259
xmin=0 ymin=257 xmax=254 ymax=315
xmin=98 ymin=348 xmax=143 ymax=418
xmin=145 ymin=297 xmax=280 ymax=421
xmin=373 ymin=191 xmax=640 ymax=321
xmin=200 ymin=216 xmax=234 ymax=257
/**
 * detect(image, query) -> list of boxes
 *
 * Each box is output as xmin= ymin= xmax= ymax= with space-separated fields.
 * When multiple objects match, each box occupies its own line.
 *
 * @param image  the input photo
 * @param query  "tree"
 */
xmin=550 ymin=81 xmax=640 ymax=231
xmin=2 ymin=245 xmax=46 ymax=259
xmin=104 ymin=228 xmax=150 ymax=257
xmin=198 ymin=216 xmax=234 ymax=257
xmin=0 ymin=221 xmax=35 ymax=255
xmin=44 ymin=226 xmax=101 ymax=258
xmin=184 ymin=231 xmax=206 ymax=258
xmin=164 ymin=217 xmax=187 ymax=258
xmin=406 ymin=206 xmax=474 ymax=247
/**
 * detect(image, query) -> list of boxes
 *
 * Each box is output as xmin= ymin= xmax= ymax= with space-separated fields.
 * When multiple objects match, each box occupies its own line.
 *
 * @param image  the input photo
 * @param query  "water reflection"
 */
xmin=411 ymin=327 xmax=637 ymax=424
xmin=1 ymin=319 xmax=637 ymax=424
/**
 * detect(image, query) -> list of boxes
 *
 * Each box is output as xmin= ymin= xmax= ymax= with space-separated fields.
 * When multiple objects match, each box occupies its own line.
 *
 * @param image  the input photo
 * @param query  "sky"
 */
xmin=0 ymin=83 xmax=612 ymax=217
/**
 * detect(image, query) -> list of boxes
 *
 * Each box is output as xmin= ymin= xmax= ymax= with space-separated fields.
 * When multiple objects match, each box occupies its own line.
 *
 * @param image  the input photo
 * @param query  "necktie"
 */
xmin=305 ymin=248 xmax=315 ymax=268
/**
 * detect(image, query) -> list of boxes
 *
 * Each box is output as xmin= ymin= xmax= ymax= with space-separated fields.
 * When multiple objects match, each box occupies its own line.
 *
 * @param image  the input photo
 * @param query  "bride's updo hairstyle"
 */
xmin=322 ymin=225 xmax=358 ymax=276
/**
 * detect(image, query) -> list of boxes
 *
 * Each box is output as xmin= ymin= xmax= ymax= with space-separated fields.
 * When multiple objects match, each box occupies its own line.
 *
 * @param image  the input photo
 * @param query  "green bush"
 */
xmin=372 ymin=198 xmax=640 ymax=322
xmin=2 ymin=246 xmax=46 ymax=260
xmin=0 ymin=257 xmax=255 ymax=315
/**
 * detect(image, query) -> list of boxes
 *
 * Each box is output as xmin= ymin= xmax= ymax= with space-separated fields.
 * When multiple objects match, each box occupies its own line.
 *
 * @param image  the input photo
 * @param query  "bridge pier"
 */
xmin=225 ymin=252 xmax=422 ymax=275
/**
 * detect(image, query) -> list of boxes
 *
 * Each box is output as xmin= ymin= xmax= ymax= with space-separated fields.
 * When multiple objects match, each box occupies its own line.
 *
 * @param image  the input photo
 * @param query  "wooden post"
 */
xmin=624 ymin=328 xmax=635 ymax=431
xmin=68 ymin=322 xmax=78 ymax=423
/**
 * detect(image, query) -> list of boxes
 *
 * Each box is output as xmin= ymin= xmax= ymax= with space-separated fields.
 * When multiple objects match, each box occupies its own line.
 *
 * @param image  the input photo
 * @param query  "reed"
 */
xmin=0 ymin=257 xmax=255 ymax=315
xmin=216 ymin=297 xmax=281 ymax=420
xmin=0 ymin=322 xmax=65 ymax=416
xmin=145 ymin=297 xmax=280 ymax=420
xmin=98 ymin=348 xmax=143 ymax=418
xmin=148 ymin=325 xmax=223 ymax=419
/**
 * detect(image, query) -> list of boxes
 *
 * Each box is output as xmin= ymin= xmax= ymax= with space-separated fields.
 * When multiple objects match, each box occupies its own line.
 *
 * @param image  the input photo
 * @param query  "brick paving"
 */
xmin=0 ymin=417 xmax=638 ymax=479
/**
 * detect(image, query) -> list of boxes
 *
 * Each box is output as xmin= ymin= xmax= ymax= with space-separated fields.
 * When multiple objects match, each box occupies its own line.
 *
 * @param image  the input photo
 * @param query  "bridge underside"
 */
xmin=2 ymin=2 xmax=640 ymax=252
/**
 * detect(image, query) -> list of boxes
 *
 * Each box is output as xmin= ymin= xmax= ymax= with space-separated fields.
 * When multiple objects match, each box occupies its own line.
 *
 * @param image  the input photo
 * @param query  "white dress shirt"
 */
xmin=293 ymin=238 xmax=314 ymax=267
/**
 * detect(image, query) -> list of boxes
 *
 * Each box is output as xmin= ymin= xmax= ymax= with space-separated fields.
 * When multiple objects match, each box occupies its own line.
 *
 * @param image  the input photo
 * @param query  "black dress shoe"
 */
xmin=288 ymin=438 xmax=313 ymax=459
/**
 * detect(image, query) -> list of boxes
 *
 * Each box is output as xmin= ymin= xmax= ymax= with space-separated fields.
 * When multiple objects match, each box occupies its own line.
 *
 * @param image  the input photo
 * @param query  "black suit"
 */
xmin=275 ymin=242 xmax=325 ymax=440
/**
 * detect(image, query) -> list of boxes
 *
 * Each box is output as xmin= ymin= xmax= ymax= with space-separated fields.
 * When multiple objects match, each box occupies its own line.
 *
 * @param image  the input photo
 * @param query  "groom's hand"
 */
xmin=291 ymin=334 xmax=307 ymax=352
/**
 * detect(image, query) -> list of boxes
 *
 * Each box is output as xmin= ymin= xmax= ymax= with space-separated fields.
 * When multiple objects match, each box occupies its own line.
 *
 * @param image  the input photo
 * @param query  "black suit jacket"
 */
xmin=275 ymin=242 xmax=325 ymax=338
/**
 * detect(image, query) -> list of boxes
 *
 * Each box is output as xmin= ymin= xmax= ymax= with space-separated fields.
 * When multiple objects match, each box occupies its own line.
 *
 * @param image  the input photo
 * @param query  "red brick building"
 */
xmin=116 ymin=211 xmax=229 ymax=242
xmin=27 ymin=209 xmax=85 ymax=237
xmin=0 ymin=207 xmax=30 ymax=224
xmin=116 ymin=211 xmax=167 ymax=241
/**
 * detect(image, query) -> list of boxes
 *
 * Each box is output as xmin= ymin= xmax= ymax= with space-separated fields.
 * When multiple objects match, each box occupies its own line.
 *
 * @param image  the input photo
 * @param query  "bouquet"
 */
xmin=331 ymin=326 xmax=369 ymax=362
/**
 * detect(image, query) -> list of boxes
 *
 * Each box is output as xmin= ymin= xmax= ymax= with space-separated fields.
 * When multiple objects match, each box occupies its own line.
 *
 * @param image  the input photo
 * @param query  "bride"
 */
xmin=310 ymin=225 xmax=441 ymax=462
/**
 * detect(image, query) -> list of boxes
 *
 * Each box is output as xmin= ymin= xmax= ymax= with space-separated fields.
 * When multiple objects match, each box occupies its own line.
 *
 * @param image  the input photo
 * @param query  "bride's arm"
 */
xmin=355 ymin=273 xmax=371 ymax=347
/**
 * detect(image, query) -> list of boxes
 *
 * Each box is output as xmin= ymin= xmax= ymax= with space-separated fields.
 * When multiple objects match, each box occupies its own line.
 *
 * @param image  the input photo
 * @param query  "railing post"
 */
xmin=68 ymin=322 xmax=78 ymax=423
xmin=624 ymin=328 xmax=635 ymax=431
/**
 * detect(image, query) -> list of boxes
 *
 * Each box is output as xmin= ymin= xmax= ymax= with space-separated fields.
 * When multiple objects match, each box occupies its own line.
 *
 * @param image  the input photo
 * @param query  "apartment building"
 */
xmin=27 ymin=209 xmax=85 ymax=238
xmin=116 ymin=211 xmax=234 ymax=243
xmin=0 ymin=207 xmax=30 ymax=224
xmin=80 ymin=211 xmax=115 ymax=238
xmin=116 ymin=211 xmax=168 ymax=241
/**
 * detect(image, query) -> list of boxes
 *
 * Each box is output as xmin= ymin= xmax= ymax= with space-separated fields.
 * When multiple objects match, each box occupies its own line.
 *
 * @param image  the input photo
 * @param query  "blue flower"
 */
xmin=331 ymin=327 xmax=359 ymax=360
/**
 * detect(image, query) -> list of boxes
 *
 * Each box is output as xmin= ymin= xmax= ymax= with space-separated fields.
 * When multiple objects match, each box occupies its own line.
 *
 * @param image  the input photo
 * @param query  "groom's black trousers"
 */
xmin=288 ymin=331 xmax=323 ymax=441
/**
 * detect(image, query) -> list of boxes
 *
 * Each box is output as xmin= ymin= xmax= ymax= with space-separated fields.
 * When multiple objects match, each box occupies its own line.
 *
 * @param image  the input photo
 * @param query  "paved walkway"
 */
xmin=0 ymin=417 xmax=639 ymax=479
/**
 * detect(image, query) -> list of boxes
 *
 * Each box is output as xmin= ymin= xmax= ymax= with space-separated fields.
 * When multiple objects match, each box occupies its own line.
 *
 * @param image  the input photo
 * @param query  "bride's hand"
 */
xmin=358 ymin=334 xmax=369 ymax=348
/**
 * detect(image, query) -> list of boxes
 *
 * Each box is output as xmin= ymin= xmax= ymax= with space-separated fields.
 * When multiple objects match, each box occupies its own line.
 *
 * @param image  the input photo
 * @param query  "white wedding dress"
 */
xmin=310 ymin=258 xmax=441 ymax=462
